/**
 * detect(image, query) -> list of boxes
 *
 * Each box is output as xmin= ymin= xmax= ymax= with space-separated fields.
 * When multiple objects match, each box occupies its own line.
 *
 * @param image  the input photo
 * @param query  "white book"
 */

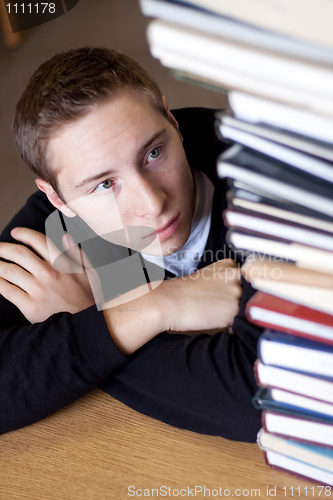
xmin=265 ymin=450 xmax=333 ymax=485
xmin=264 ymin=412 xmax=333 ymax=446
xmin=227 ymin=232 xmax=333 ymax=274
xmin=174 ymin=0 xmax=333 ymax=50
xmin=148 ymin=21 xmax=333 ymax=117
xmin=147 ymin=21 xmax=333 ymax=96
xmin=259 ymin=335 xmax=333 ymax=379
xmin=219 ymin=161 xmax=333 ymax=218
xmin=256 ymin=363 xmax=333 ymax=403
xmin=140 ymin=0 xmax=333 ymax=65
xmin=258 ymin=430 xmax=333 ymax=474
xmin=218 ymin=114 xmax=333 ymax=162
xmin=250 ymin=279 xmax=333 ymax=315
xmin=224 ymin=210 xmax=333 ymax=251
xmin=228 ymin=92 xmax=333 ymax=142
xmin=230 ymin=197 xmax=333 ymax=234
xmin=269 ymin=389 xmax=333 ymax=419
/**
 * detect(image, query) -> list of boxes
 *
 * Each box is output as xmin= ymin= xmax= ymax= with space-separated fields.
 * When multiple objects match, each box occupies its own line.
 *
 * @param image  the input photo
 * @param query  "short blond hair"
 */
xmin=12 ymin=47 xmax=168 ymax=193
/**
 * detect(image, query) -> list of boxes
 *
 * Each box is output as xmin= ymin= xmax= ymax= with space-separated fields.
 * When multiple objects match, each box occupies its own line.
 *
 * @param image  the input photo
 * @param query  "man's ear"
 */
xmin=162 ymin=96 xmax=183 ymax=142
xmin=35 ymin=178 xmax=76 ymax=218
xmin=162 ymin=96 xmax=179 ymax=129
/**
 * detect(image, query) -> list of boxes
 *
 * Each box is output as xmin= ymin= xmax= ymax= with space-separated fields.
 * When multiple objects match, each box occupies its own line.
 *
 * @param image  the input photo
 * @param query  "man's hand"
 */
xmin=162 ymin=259 xmax=242 ymax=334
xmin=0 ymin=227 xmax=95 ymax=323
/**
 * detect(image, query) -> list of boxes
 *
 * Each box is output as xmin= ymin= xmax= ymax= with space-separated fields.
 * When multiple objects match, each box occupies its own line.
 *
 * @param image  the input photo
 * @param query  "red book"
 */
xmin=246 ymin=292 xmax=333 ymax=345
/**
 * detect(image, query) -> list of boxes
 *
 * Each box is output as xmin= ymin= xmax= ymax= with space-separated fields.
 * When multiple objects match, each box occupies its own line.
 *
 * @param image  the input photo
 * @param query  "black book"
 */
xmin=217 ymin=112 xmax=333 ymax=162
xmin=227 ymin=187 xmax=333 ymax=233
xmin=218 ymin=144 xmax=333 ymax=217
xmin=223 ymin=209 xmax=333 ymax=252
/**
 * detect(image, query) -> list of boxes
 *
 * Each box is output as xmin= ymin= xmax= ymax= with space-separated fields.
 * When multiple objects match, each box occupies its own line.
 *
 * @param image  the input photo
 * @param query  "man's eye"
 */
xmin=147 ymin=147 xmax=161 ymax=163
xmin=94 ymin=179 xmax=113 ymax=193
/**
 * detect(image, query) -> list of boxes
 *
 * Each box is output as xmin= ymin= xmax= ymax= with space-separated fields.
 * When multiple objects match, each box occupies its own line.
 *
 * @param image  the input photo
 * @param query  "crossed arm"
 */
xmin=0 ymin=227 xmax=242 ymax=354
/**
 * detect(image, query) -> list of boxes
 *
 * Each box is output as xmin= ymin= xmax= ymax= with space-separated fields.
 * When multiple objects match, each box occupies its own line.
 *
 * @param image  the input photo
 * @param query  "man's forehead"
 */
xmin=59 ymin=91 xmax=164 ymax=139
xmin=48 ymin=92 xmax=166 ymax=161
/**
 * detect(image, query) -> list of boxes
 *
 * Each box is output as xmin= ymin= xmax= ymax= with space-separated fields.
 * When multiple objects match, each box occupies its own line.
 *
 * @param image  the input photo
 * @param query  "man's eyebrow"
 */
xmin=136 ymin=128 xmax=167 ymax=159
xmin=75 ymin=169 xmax=116 ymax=189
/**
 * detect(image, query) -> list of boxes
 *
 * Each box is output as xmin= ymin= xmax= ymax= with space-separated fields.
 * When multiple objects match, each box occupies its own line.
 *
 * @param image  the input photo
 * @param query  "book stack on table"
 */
xmin=140 ymin=0 xmax=333 ymax=485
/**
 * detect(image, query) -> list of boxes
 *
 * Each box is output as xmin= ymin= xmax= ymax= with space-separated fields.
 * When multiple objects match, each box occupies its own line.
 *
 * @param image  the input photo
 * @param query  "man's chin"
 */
xmin=157 ymin=233 xmax=190 ymax=257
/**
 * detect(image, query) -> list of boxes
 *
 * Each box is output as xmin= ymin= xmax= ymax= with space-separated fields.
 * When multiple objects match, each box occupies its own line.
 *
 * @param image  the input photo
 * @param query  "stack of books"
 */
xmin=140 ymin=0 xmax=333 ymax=485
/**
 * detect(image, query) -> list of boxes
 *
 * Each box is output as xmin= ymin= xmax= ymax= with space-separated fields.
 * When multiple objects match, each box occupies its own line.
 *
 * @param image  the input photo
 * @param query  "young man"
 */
xmin=0 ymin=47 xmax=262 ymax=440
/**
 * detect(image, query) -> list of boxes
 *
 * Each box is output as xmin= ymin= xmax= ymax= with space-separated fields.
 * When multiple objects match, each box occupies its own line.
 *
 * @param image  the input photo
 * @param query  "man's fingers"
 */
xmin=0 ymin=276 xmax=28 ymax=310
xmin=0 ymin=260 xmax=35 ymax=291
xmin=0 ymin=241 xmax=47 ymax=277
xmin=8 ymin=227 xmax=84 ymax=275
xmin=10 ymin=227 xmax=51 ymax=261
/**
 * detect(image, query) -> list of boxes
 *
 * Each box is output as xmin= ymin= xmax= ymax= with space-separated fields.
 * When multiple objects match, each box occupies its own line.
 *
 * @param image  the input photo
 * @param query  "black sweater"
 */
xmin=0 ymin=108 xmax=262 ymax=441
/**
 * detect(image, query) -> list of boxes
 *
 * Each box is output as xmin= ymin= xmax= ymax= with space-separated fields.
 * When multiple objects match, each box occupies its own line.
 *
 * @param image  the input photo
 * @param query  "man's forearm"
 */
xmin=103 ymin=282 xmax=166 ymax=355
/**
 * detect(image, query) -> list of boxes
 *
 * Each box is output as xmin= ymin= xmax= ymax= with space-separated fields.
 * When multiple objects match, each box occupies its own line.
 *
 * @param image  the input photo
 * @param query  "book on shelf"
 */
xmin=264 ymin=449 xmax=333 ymax=486
xmin=174 ymin=62 xmax=333 ymax=117
xmin=228 ymin=91 xmax=333 ymax=139
xmin=247 ymin=279 xmax=333 ymax=316
xmin=246 ymin=292 xmax=333 ymax=345
xmin=217 ymin=118 xmax=333 ymax=181
xmin=218 ymin=145 xmax=333 ymax=217
xmin=217 ymin=113 xmax=333 ymax=162
xmin=223 ymin=209 xmax=333 ymax=251
xmin=258 ymin=430 xmax=333 ymax=484
xmin=255 ymin=362 xmax=333 ymax=405
xmin=160 ymin=0 xmax=333 ymax=50
xmin=147 ymin=20 xmax=333 ymax=116
xmin=140 ymin=0 xmax=333 ymax=65
xmin=253 ymin=388 xmax=333 ymax=422
xmin=226 ymin=231 xmax=333 ymax=274
xmin=257 ymin=329 xmax=333 ymax=379
xmin=226 ymin=187 xmax=333 ymax=233
xmin=258 ymin=429 xmax=333 ymax=472
xmin=262 ymin=411 xmax=333 ymax=447
xmin=243 ymin=258 xmax=333 ymax=287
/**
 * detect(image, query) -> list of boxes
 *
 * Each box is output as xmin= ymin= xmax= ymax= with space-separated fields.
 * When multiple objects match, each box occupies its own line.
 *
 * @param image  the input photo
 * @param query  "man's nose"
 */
xmin=133 ymin=176 xmax=166 ymax=218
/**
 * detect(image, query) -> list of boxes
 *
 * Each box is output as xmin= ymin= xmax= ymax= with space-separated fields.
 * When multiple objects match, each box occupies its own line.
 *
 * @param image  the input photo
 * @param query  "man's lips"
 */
xmin=145 ymin=215 xmax=180 ymax=242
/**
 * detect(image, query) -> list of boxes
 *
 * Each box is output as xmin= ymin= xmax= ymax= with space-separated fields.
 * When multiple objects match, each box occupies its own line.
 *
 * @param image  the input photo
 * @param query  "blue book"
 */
xmin=253 ymin=387 xmax=333 ymax=423
xmin=264 ymin=449 xmax=333 ymax=486
xmin=258 ymin=329 xmax=333 ymax=379
xmin=261 ymin=411 xmax=333 ymax=448
xmin=258 ymin=429 xmax=333 ymax=473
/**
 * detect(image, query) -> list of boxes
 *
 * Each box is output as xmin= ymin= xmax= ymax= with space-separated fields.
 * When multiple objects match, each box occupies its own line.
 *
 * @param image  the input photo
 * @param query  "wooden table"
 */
xmin=0 ymin=389 xmax=322 ymax=499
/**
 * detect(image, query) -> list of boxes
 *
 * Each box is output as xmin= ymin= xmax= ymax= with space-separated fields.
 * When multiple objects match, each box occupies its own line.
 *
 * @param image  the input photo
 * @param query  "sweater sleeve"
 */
xmin=0 ymin=192 xmax=128 ymax=434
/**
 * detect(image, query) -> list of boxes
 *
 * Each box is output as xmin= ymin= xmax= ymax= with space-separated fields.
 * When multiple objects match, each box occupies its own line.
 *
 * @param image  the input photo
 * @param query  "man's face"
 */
xmin=47 ymin=90 xmax=196 ymax=256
